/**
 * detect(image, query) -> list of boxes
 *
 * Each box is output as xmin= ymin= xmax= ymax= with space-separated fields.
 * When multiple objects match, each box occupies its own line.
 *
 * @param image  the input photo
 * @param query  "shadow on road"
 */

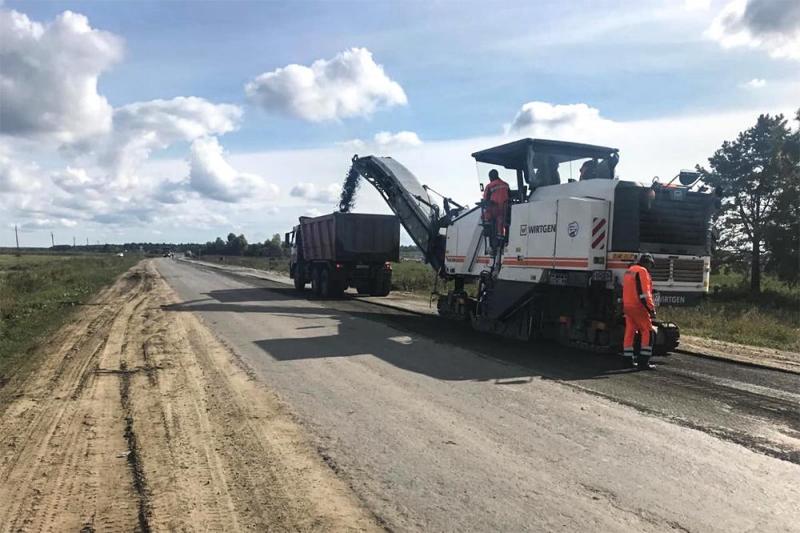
xmin=163 ymin=286 xmax=645 ymax=383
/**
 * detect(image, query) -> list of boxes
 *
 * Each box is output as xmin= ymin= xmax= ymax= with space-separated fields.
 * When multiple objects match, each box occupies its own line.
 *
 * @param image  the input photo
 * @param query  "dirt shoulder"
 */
xmin=679 ymin=335 xmax=800 ymax=374
xmin=185 ymin=258 xmax=800 ymax=375
xmin=0 ymin=260 xmax=379 ymax=532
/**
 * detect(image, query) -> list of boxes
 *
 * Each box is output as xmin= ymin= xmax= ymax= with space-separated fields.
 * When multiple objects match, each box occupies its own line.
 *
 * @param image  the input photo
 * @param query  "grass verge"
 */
xmin=659 ymin=276 xmax=799 ymax=352
xmin=0 ymin=253 xmax=139 ymax=384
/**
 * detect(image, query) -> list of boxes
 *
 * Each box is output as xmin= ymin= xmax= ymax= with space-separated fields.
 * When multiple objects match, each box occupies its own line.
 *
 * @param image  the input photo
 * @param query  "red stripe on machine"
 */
xmin=592 ymin=218 xmax=606 ymax=235
xmin=591 ymin=232 xmax=606 ymax=249
xmin=502 ymin=257 xmax=589 ymax=268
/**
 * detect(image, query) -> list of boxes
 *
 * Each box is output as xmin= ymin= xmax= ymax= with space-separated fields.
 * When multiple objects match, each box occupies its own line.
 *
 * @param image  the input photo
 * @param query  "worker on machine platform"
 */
xmin=579 ymin=159 xmax=598 ymax=180
xmin=482 ymin=169 xmax=510 ymax=247
xmin=622 ymin=253 xmax=657 ymax=370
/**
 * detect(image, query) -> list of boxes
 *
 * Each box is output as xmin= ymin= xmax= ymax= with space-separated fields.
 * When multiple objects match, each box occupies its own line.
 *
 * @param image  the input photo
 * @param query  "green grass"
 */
xmin=659 ymin=274 xmax=799 ymax=352
xmin=390 ymin=261 xmax=439 ymax=292
xmin=0 ymin=254 xmax=139 ymax=383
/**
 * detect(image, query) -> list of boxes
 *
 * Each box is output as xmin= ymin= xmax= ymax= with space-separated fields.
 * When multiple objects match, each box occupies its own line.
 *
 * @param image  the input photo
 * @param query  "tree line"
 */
xmin=45 ymin=233 xmax=290 ymax=259
xmin=194 ymin=233 xmax=287 ymax=258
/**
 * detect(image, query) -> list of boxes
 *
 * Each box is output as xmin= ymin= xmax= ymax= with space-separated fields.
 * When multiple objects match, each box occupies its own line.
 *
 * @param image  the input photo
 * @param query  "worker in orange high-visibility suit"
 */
xmin=622 ymin=253 xmax=657 ymax=370
xmin=482 ymin=169 xmax=510 ymax=245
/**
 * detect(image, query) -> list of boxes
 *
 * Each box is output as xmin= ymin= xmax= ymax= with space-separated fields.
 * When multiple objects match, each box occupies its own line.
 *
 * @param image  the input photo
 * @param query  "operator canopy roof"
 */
xmin=472 ymin=138 xmax=619 ymax=187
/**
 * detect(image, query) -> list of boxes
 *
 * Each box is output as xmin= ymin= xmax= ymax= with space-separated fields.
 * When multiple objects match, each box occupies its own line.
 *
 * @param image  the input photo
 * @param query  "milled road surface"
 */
xmin=158 ymin=259 xmax=800 ymax=532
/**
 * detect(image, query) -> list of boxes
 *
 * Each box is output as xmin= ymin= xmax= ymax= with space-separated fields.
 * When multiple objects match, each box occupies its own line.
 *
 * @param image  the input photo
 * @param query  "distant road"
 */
xmin=158 ymin=258 xmax=800 ymax=532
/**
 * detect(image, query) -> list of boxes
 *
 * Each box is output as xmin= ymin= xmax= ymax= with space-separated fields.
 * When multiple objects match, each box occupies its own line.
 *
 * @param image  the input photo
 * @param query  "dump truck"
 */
xmin=286 ymin=212 xmax=400 ymax=298
xmin=341 ymin=138 xmax=720 ymax=366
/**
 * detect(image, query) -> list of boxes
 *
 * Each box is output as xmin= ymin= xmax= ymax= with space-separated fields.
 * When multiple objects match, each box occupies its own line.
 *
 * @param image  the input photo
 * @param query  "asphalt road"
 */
xmin=157 ymin=258 xmax=800 ymax=532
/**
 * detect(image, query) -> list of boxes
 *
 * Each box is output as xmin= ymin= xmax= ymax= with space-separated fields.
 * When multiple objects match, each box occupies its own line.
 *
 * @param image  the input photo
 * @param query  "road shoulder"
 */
xmin=0 ymin=259 xmax=379 ymax=531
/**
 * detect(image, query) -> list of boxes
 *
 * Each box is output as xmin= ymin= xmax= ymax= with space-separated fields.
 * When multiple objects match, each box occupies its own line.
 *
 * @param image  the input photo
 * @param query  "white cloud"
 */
xmin=340 ymin=130 xmax=423 ymax=151
xmin=289 ymin=182 xmax=341 ymax=204
xmin=0 ymin=8 xmax=123 ymax=142
xmin=86 ymin=96 xmax=243 ymax=189
xmin=4 ymin=96 xmax=246 ymax=229
xmin=0 ymin=9 xmax=257 ymax=234
xmin=706 ymin=0 xmax=800 ymax=60
xmin=0 ymin=152 xmax=40 ymax=192
xmin=245 ymin=47 xmax=407 ymax=122
xmin=112 ymin=97 xmax=241 ymax=144
xmin=684 ymin=0 xmax=712 ymax=10
xmin=19 ymin=218 xmax=78 ymax=231
xmin=507 ymin=101 xmax=610 ymax=135
xmin=187 ymin=136 xmax=279 ymax=203
xmin=374 ymin=131 xmax=422 ymax=147
xmin=51 ymin=166 xmax=95 ymax=192
xmin=741 ymin=77 xmax=767 ymax=88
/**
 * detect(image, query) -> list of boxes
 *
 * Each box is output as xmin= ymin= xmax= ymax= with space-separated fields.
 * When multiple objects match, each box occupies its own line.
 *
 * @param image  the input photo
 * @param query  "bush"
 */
xmin=659 ymin=273 xmax=799 ymax=351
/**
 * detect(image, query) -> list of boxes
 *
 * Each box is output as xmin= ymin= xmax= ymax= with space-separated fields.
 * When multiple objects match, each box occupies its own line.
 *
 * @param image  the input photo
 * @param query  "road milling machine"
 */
xmin=344 ymin=138 xmax=719 ymax=357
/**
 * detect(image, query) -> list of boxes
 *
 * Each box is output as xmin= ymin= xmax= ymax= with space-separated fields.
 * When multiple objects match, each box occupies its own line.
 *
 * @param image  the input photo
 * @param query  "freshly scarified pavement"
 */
xmin=159 ymin=258 xmax=800 ymax=533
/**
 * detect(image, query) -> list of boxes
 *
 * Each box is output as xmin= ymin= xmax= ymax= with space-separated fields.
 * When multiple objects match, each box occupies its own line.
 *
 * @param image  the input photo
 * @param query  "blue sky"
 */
xmin=1 ymin=0 xmax=798 ymax=246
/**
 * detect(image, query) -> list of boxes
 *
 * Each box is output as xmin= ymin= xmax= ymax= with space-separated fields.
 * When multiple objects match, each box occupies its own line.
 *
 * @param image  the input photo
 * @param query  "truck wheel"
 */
xmin=319 ymin=268 xmax=331 ymax=298
xmin=370 ymin=273 xmax=391 ymax=297
xmin=293 ymin=273 xmax=306 ymax=291
xmin=328 ymin=280 xmax=344 ymax=298
xmin=311 ymin=267 xmax=323 ymax=297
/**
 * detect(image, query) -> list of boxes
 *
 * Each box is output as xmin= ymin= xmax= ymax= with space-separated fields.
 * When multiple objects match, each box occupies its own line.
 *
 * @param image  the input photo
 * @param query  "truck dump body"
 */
xmin=299 ymin=212 xmax=400 ymax=263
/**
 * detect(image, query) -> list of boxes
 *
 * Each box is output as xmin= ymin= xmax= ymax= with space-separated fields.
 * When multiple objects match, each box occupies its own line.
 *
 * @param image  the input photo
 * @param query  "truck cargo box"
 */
xmin=299 ymin=212 xmax=400 ymax=263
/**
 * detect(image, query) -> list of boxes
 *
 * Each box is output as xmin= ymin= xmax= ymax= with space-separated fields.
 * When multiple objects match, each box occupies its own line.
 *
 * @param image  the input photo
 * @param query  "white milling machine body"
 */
xmin=348 ymin=138 xmax=719 ymax=355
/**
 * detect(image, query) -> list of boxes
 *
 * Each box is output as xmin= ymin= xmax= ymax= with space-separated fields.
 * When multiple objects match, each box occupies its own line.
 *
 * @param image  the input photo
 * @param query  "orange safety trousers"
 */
xmin=623 ymin=306 xmax=652 ymax=356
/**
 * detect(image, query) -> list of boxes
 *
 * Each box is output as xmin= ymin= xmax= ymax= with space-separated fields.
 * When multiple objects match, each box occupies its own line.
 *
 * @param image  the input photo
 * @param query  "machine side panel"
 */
xmin=444 ymin=209 xmax=486 ymax=276
xmin=553 ymin=198 xmax=610 ymax=271
xmin=500 ymin=200 xmax=557 ymax=282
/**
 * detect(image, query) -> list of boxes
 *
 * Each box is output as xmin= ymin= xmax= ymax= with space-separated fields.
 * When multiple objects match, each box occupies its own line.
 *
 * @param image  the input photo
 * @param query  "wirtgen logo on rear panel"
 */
xmin=567 ymin=221 xmax=579 ymax=238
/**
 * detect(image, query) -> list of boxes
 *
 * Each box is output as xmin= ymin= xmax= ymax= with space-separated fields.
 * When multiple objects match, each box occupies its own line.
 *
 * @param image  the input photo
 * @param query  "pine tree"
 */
xmin=764 ymin=110 xmax=800 ymax=286
xmin=700 ymin=113 xmax=793 ymax=293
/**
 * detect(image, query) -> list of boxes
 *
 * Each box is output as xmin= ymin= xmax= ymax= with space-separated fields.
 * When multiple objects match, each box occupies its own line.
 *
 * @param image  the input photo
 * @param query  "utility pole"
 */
xmin=14 ymin=224 xmax=20 ymax=256
xmin=51 ymin=232 xmax=55 ymax=248
xmin=73 ymin=236 xmax=76 ymax=248
xmin=86 ymin=237 xmax=89 ymax=246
